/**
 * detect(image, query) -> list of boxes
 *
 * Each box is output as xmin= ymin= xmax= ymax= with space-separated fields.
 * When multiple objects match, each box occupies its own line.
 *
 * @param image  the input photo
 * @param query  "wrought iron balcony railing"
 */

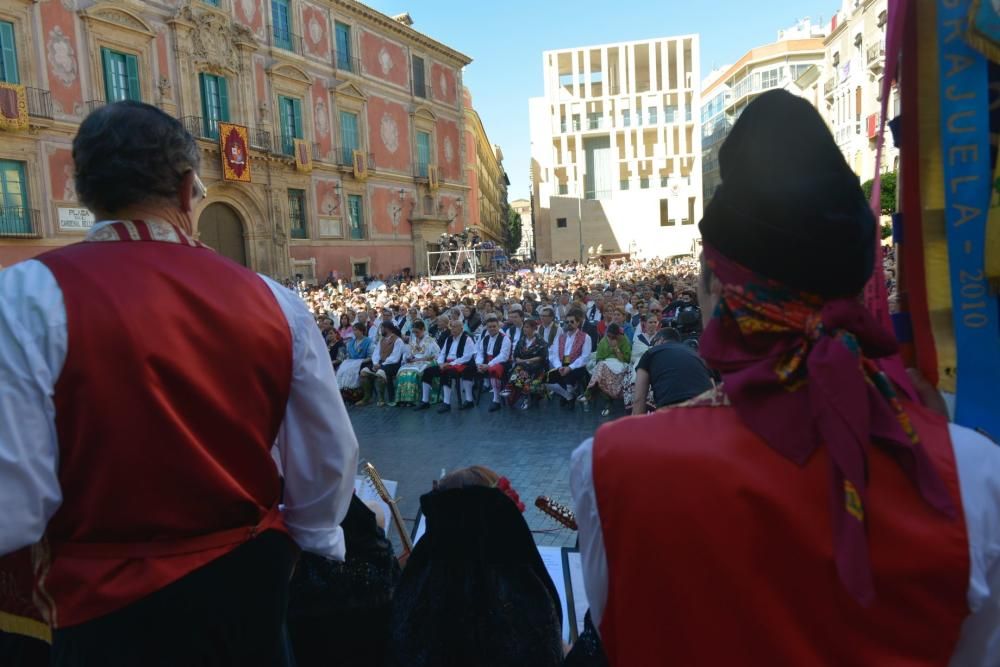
xmin=26 ymin=87 xmax=53 ymax=119
xmin=0 ymin=206 xmax=41 ymax=238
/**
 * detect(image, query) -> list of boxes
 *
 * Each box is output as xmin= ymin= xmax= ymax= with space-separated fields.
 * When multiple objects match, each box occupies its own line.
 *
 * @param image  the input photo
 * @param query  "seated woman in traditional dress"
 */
xmin=386 ymin=466 xmax=563 ymax=667
xmin=397 ymin=320 xmax=440 ymax=408
xmin=503 ymin=318 xmax=549 ymax=410
xmin=583 ymin=323 xmax=632 ymax=417
xmin=336 ymin=322 xmax=371 ymax=403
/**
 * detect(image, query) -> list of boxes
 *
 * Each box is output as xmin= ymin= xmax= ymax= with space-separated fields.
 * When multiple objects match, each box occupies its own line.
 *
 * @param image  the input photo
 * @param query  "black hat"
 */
xmin=699 ymin=90 xmax=875 ymax=298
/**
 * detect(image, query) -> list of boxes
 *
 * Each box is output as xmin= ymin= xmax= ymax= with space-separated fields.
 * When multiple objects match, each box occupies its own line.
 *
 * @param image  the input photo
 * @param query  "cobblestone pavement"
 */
xmin=346 ymin=395 xmax=616 ymax=549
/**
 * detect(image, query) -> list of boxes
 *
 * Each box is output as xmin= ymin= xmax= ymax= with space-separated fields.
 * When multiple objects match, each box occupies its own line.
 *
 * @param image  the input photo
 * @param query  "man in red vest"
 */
xmin=0 ymin=101 xmax=359 ymax=666
xmin=570 ymin=91 xmax=1000 ymax=665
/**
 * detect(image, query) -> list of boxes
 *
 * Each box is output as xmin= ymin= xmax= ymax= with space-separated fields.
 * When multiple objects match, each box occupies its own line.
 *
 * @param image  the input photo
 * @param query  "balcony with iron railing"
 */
xmin=181 ymin=115 xmax=227 ymax=142
xmin=248 ymin=126 xmax=272 ymax=152
xmin=332 ymin=146 xmax=375 ymax=171
xmin=867 ymin=42 xmax=885 ymax=71
xmin=271 ymin=29 xmax=302 ymax=55
xmin=26 ymin=88 xmax=53 ymax=119
xmin=823 ymin=77 xmax=837 ymax=97
xmin=414 ymin=161 xmax=431 ymax=180
xmin=85 ymin=99 xmax=106 ymax=114
xmin=335 ymin=51 xmax=362 ymax=76
xmin=0 ymin=206 xmax=41 ymax=238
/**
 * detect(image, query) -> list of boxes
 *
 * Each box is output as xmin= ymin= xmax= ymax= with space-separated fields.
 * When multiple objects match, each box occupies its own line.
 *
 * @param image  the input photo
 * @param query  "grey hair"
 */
xmin=73 ymin=101 xmax=200 ymax=215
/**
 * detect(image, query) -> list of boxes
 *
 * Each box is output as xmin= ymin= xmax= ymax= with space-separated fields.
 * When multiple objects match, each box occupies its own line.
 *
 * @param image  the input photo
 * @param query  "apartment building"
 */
xmin=823 ymin=0 xmax=898 ymax=183
xmin=701 ymin=19 xmax=827 ymax=204
xmin=463 ymin=87 xmax=508 ymax=245
xmin=0 ymin=0 xmax=473 ymax=280
xmin=529 ymin=34 xmax=703 ymax=262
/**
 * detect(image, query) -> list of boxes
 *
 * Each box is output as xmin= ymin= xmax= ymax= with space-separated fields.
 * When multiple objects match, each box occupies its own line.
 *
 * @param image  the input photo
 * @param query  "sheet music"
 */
xmin=354 ymin=477 xmax=398 ymax=538
xmin=566 ymin=550 xmax=589 ymax=637
xmin=537 ymin=546 xmax=571 ymax=644
xmin=412 ymin=514 xmax=427 ymax=544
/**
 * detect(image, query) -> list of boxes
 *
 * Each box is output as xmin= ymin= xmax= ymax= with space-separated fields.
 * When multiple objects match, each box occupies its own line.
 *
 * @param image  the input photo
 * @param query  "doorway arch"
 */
xmin=198 ymin=202 xmax=247 ymax=266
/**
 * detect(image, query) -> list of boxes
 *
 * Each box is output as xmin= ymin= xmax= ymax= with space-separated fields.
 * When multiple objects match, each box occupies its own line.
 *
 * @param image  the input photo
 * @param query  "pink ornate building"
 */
xmin=0 ymin=0 xmax=472 ymax=281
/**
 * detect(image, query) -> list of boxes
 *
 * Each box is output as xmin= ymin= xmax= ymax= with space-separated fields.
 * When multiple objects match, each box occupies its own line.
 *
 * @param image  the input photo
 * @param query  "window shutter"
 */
xmin=0 ymin=22 xmax=19 ymax=84
xmin=292 ymin=98 xmax=302 ymax=138
xmin=199 ymin=73 xmax=209 ymax=120
xmin=125 ymin=53 xmax=141 ymax=101
xmin=101 ymin=47 xmax=114 ymax=102
xmin=279 ymin=97 xmax=290 ymax=148
xmin=218 ymin=76 xmax=230 ymax=122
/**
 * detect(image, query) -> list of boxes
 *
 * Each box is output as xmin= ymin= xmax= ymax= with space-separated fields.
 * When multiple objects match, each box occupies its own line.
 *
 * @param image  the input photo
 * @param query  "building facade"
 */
xmin=822 ymin=0 xmax=898 ymax=184
xmin=510 ymin=197 xmax=532 ymax=260
xmin=463 ymin=87 xmax=507 ymax=245
xmin=529 ymin=35 xmax=703 ymax=263
xmin=700 ymin=19 xmax=827 ymax=204
xmin=0 ymin=0 xmax=474 ymax=281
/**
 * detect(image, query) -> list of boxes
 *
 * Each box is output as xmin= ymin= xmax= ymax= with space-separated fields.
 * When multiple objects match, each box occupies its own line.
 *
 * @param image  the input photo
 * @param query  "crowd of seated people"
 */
xmin=301 ymin=258 xmax=716 ymax=418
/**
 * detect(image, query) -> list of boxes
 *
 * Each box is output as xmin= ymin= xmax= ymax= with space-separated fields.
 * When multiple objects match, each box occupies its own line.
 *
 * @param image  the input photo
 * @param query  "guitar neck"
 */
xmin=385 ymin=498 xmax=413 ymax=554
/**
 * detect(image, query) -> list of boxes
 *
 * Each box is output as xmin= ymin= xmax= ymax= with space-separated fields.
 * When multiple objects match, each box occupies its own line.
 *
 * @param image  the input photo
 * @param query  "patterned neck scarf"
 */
xmin=699 ymin=244 xmax=956 ymax=606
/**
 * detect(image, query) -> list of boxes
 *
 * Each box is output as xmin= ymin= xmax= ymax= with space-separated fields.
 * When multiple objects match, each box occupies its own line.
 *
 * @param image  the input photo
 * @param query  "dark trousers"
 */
xmin=51 ymin=531 xmax=298 ymax=667
xmin=0 ymin=631 xmax=49 ymax=667
xmin=547 ymin=367 xmax=588 ymax=389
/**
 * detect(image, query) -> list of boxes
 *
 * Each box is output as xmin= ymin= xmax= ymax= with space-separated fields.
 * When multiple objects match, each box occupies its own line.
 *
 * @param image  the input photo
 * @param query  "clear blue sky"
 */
xmin=372 ymin=1 xmax=837 ymax=199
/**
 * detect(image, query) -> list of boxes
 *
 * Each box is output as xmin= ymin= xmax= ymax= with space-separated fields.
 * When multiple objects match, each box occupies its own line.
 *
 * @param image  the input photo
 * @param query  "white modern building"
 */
xmin=822 ymin=0 xmax=898 ymax=183
xmin=701 ymin=19 xmax=828 ymax=205
xmin=529 ymin=35 xmax=703 ymax=262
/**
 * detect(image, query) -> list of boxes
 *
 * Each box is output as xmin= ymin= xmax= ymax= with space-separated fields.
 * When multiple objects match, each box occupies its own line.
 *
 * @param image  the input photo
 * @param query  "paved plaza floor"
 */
xmin=347 ymin=396 xmax=615 ymax=549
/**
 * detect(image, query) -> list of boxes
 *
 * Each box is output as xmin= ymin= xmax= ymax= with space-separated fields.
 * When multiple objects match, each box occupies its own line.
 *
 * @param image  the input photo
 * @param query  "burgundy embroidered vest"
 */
xmin=34 ymin=220 xmax=293 ymax=628
xmin=557 ymin=331 xmax=586 ymax=366
xmin=592 ymin=398 xmax=969 ymax=665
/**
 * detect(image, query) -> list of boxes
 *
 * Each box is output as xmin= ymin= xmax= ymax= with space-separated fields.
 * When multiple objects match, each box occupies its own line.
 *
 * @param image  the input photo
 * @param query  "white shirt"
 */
xmin=438 ymin=333 xmax=475 ymax=366
xmin=371 ymin=336 xmax=404 ymax=366
xmin=548 ymin=329 xmax=593 ymax=371
xmin=539 ymin=321 xmax=560 ymax=346
xmin=0 ymin=238 xmax=359 ymax=561
xmin=570 ymin=424 xmax=1000 ymax=664
xmin=476 ymin=331 xmax=511 ymax=367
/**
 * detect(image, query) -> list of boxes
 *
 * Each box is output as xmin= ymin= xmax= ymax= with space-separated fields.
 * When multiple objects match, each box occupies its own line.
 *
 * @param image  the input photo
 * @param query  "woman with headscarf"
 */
xmin=336 ymin=322 xmax=371 ymax=403
xmin=582 ymin=323 xmax=632 ymax=417
xmin=386 ymin=466 xmax=563 ymax=667
xmin=570 ymin=90 xmax=1000 ymax=666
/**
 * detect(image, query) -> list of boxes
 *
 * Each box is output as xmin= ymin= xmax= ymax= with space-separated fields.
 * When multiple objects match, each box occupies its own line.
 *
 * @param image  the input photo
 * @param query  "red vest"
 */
xmin=592 ymin=400 xmax=969 ymax=666
xmin=35 ymin=221 xmax=293 ymax=628
xmin=557 ymin=330 xmax=586 ymax=366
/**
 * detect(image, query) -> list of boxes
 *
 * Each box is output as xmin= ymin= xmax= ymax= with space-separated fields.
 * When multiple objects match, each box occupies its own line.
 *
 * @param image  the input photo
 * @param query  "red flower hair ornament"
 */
xmin=495 ymin=476 xmax=526 ymax=512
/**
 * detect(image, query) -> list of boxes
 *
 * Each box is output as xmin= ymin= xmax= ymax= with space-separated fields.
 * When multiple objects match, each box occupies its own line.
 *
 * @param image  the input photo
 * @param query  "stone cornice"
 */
xmin=330 ymin=0 xmax=472 ymax=68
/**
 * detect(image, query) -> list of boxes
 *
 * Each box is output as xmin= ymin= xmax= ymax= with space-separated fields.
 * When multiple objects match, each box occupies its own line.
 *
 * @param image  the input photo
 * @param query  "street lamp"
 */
xmin=577 ymin=170 xmax=586 ymax=264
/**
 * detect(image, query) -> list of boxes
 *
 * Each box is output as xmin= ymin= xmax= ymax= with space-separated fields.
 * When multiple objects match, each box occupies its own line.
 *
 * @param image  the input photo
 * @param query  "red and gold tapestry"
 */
xmin=219 ymin=122 xmax=251 ymax=182
xmin=0 ymin=82 xmax=28 ymax=131
xmin=294 ymin=139 xmax=312 ymax=173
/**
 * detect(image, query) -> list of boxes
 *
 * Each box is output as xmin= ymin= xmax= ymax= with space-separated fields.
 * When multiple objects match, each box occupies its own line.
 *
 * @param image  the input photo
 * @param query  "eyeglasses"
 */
xmin=192 ymin=173 xmax=207 ymax=203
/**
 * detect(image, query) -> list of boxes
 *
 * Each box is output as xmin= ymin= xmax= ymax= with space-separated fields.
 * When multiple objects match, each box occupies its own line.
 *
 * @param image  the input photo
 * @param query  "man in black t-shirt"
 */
xmin=632 ymin=331 xmax=714 ymax=414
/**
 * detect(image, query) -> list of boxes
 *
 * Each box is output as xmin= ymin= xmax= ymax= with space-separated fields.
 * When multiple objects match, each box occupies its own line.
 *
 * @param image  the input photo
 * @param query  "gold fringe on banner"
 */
xmin=967 ymin=0 xmax=1000 ymax=63
xmin=0 ymin=82 xmax=28 ymax=131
